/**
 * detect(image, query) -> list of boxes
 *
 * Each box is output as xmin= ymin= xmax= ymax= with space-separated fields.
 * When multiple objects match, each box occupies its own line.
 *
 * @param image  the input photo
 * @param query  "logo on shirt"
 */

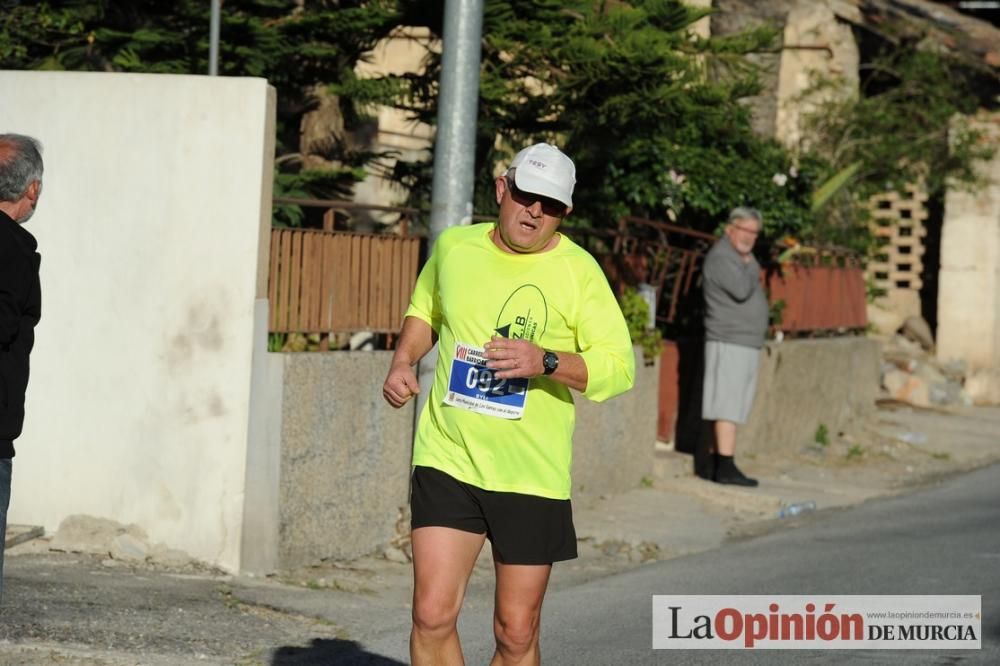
xmin=495 ymin=284 xmax=548 ymax=342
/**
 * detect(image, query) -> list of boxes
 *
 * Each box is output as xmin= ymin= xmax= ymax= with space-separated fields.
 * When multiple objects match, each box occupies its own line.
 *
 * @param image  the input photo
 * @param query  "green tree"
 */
xmin=1 ymin=0 xmax=405 ymax=226
xmin=394 ymin=0 xmax=818 ymax=239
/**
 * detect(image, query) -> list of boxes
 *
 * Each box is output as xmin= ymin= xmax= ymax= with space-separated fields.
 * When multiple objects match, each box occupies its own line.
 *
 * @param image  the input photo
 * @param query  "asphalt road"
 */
xmin=366 ymin=464 xmax=1000 ymax=665
xmin=3 ymin=464 xmax=996 ymax=664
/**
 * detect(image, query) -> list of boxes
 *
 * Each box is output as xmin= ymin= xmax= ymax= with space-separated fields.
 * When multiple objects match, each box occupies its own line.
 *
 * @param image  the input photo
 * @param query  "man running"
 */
xmin=383 ymin=143 xmax=635 ymax=665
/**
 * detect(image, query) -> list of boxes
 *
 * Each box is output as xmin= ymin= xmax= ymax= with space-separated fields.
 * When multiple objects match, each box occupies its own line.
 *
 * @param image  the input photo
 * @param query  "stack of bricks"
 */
xmin=866 ymin=184 xmax=928 ymax=318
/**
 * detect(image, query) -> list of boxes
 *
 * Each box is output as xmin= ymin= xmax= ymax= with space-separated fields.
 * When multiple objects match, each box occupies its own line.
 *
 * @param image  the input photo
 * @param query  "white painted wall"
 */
xmin=1 ymin=70 xmax=274 ymax=571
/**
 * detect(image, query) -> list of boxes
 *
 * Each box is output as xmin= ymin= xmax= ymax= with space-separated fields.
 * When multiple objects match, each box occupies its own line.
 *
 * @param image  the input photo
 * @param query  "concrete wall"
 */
xmin=276 ymin=352 xmax=415 ymax=568
xmin=739 ymin=338 xmax=880 ymax=455
xmin=937 ymin=112 xmax=1000 ymax=402
xmin=1 ymin=71 xmax=275 ymax=572
xmin=273 ymin=348 xmax=658 ymax=569
xmin=573 ymin=349 xmax=659 ymax=496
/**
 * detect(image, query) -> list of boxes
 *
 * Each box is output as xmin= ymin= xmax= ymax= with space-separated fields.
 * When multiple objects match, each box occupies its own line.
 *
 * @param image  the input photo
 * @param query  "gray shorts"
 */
xmin=702 ymin=340 xmax=761 ymax=424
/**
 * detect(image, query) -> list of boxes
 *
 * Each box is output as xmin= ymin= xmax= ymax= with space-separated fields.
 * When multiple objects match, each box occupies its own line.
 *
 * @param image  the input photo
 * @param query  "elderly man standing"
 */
xmin=0 ymin=133 xmax=44 ymax=602
xmin=701 ymin=207 xmax=768 ymax=487
xmin=383 ymin=143 xmax=635 ymax=665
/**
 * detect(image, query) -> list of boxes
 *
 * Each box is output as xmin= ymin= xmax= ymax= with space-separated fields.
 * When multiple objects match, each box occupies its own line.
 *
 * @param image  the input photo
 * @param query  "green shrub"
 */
xmin=619 ymin=287 xmax=663 ymax=364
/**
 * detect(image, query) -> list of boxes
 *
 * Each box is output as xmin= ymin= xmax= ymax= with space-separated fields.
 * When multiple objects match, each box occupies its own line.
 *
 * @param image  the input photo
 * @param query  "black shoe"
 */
xmin=694 ymin=449 xmax=716 ymax=480
xmin=714 ymin=455 xmax=759 ymax=487
xmin=715 ymin=468 xmax=759 ymax=487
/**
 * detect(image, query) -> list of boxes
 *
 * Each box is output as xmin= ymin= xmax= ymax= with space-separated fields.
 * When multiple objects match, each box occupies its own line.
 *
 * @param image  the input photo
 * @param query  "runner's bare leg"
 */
xmin=411 ymin=526 xmax=487 ymax=665
xmin=490 ymin=549 xmax=552 ymax=666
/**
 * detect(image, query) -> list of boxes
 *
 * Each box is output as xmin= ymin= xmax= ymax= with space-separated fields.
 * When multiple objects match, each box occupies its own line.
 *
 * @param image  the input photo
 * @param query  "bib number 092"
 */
xmin=465 ymin=366 xmax=507 ymax=395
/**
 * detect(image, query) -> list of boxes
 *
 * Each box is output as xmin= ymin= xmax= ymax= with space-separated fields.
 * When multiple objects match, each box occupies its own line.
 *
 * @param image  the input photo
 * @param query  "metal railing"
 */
xmin=569 ymin=216 xmax=867 ymax=334
xmin=566 ymin=216 xmax=715 ymax=324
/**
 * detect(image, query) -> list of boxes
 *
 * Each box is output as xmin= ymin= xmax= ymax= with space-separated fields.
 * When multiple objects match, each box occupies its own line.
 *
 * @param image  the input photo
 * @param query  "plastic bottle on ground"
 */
xmin=777 ymin=501 xmax=817 ymax=518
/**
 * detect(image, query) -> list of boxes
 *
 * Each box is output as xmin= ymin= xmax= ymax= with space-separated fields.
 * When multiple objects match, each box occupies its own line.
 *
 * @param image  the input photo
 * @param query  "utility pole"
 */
xmin=427 ymin=0 xmax=484 ymax=243
xmin=209 ymin=0 xmax=221 ymax=76
xmin=417 ymin=0 xmax=485 ymax=418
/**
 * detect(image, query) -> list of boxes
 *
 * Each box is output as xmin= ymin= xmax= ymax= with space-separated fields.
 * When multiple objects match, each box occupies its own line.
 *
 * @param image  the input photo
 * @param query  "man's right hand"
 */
xmin=383 ymin=361 xmax=421 ymax=408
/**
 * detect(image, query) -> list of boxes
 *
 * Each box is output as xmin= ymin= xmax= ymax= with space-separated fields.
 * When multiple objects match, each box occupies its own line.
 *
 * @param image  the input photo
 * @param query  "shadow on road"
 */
xmin=272 ymin=638 xmax=405 ymax=665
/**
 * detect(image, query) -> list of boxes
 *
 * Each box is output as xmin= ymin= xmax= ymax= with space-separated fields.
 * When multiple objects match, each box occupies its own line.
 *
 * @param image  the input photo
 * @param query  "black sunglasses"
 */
xmin=506 ymin=178 xmax=568 ymax=218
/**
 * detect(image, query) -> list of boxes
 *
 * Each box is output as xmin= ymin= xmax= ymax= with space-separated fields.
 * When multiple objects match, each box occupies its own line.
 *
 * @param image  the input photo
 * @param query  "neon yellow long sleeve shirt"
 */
xmin=404 ymin=223 xmax=635 ymax=499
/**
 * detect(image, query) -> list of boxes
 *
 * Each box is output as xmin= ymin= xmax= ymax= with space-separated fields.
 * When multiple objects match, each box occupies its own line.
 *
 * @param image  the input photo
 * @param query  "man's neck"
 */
xmin=0 ymin=203 xmax=21 ymax=223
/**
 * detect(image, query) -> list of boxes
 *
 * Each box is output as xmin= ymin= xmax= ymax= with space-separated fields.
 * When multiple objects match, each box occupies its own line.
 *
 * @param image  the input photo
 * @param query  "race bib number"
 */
xmin=444 ymin=342 xmax=528 ymax=420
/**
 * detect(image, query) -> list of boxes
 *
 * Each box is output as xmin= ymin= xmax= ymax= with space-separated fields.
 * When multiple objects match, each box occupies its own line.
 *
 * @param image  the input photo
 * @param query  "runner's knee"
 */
xmin=413 ymin=594 xmax=462 ymax=636
xmin=494 ymin=610 xmax=540 ymax=655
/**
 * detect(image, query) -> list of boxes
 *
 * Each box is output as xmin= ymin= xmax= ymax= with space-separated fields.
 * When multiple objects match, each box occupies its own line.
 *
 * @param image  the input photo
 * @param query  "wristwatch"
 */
xmin=542 ymin=350 xmax=559 ymax=375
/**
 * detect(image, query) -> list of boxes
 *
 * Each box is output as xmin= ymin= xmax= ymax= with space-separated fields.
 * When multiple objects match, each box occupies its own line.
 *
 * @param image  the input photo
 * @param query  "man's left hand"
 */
xmin=484 ymin=335 xmax=544 ymax=379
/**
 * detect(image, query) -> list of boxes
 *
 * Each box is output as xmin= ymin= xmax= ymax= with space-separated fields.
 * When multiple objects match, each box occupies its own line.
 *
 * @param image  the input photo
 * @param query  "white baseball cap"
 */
xmin=504 ymin=143 xmax=576 ymax=209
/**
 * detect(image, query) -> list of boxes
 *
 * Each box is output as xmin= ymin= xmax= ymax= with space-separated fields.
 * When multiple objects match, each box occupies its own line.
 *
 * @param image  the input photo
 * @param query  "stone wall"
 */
xmin=937 ymin=112 xmax=1000 ymax=404
xmin=711 ymin=0 xmax=797 ymax=138
xmin=671 ymin=337 xmax=881 ymax=463
xmin=773 ymin=1 xmax=859 ymax=151
xmin=711 ymin=0 xmax=860 ymax=146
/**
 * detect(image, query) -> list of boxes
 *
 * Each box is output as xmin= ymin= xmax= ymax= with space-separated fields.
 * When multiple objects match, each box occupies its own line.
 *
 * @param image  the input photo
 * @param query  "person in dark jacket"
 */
xmin=0 ymin=133 xmax=44 ymax=602
xmin=700 ymin=207 xmax=767 ymax=487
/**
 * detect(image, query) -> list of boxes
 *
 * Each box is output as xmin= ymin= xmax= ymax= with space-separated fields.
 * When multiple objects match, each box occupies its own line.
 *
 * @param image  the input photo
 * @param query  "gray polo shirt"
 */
xmin=702 ymin=235 xmax=769 ymax=349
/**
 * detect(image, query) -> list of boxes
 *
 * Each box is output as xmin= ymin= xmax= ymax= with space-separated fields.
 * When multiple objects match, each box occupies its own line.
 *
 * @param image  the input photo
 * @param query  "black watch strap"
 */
xmin=542 ymin=350 xmax=559 ymax=375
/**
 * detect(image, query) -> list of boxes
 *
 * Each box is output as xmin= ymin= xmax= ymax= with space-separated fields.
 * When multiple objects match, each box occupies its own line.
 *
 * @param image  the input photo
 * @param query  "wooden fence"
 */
xmin=268 ymin=228 xmax=421 ymax=335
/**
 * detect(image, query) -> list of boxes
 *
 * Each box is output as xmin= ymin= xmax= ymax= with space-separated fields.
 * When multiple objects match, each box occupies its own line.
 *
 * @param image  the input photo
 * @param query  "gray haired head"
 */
xmin=0 ymin=133 xmax=44 ymax=203
xmin=728 ymin=206 xmax=762 ymax=227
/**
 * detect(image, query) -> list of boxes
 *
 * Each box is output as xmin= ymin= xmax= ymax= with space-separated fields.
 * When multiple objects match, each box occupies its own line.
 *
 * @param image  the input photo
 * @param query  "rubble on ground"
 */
xmin=900 ymin=315 xmax=935 ymax=352
xmin=45 ymin=514 xmax=194 ymax=569
xmin=876 ymin=318 xmax=973 ymax=408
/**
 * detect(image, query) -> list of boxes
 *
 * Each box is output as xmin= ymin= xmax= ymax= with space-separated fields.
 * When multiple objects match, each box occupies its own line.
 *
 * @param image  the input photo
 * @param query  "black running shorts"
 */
xmin=410 ymin=465 xmax=578 ymax=565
